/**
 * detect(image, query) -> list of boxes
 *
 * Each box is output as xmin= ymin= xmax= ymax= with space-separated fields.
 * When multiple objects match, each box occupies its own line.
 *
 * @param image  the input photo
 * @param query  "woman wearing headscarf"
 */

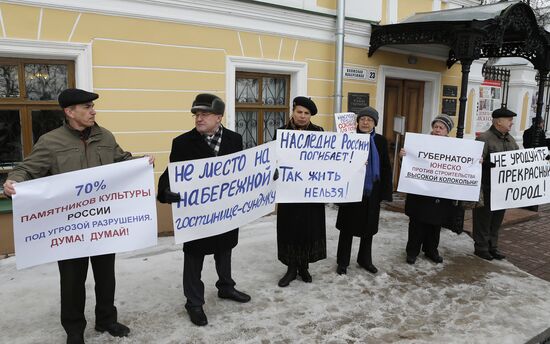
xmin=335 ymin=106 xmax=393 ymax=275
xmin=400 ymin=114 xmax=455 ymax=264
xmin=276 ymin=96 xmax=327 ymax=287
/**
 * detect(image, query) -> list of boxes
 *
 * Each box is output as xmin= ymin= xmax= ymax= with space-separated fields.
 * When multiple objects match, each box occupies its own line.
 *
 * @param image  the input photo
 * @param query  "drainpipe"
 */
xmin=334 ymin=0 xmax=345 ymax=114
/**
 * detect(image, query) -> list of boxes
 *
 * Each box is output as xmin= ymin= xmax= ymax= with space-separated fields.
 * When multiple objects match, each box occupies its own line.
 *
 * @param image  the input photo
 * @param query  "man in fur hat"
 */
xmin=157 ymin=93 xmax=251 ymax=327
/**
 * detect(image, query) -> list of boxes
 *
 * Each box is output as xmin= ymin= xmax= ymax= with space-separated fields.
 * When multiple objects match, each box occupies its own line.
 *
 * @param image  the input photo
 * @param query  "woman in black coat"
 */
xmin=335 ymin=106 xmax=393 ymax=275
xmin=276 ymin=96 xmax=327 ymax=287
xmin=401 ymin=114 xmax=455 ymax=265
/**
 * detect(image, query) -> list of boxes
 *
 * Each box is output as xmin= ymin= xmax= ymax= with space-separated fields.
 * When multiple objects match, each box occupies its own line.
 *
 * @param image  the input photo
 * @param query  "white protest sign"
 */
xmin=334 ymin=112 xmax=357 ymax=134
xmin=397 ymin=133 xmax=483 ymax=201
xmin=490 ymin=147 xmax=550 ymax=210
xmin=168 ymin=142 xmax=277 ymax=244
xmin=275 ymin=130 xmax=368 ymax=203
xmin=12 ymin=158 xmax=157 ymax=269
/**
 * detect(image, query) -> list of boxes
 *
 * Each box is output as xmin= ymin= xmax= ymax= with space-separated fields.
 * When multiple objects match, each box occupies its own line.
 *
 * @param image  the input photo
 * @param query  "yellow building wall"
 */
xmin=0 ymin=2 xmax=466 ymax=243
xmin=398 ymin=0 xmax=433 ymax=21
xmin=521 ymin=92 xmax=530 ymax=131
xmin=317 ymin=0 xmax=337 ymax=10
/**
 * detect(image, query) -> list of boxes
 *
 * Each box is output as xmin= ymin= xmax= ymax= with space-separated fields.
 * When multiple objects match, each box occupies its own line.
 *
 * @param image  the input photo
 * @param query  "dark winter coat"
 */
xmin=336 ymin=133 xmax=393 ymax=237
xmin=276 ymin=121 xmax=327 ymax=267
xmin=405 ymin=194 xmax=454 ymax=226
xmin=477 ymin=125 xmax=519 ymax=192
xmin=522 ymin=125 xmax=548 ymax=149
xmin=157 ymin=127 xmax=243 ymax=255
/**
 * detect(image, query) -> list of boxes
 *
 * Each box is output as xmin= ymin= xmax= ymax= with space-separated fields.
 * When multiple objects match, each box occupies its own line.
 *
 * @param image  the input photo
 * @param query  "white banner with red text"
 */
xmin=397 ymin=133 xmax=484 ymax=201
xmin=490 ymin=147 xmax=550 ymax=210
xmin=275 ymin=129 xmax=369 ymax=203
xmin=168 ymin=142 xmax=277 ymax=244
xmin=12 ymin=158 xmax=157 ymax=269
xmin=334 ymin=112 xmax=357 ymax=134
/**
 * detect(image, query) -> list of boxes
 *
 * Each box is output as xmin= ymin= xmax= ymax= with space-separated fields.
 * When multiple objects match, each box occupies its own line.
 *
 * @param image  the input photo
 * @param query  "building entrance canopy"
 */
xmin=368 ymin=1 xmax=550 ymax=139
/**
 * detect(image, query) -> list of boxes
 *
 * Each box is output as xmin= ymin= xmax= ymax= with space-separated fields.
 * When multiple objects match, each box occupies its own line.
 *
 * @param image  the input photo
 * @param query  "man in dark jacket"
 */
xmin=4 ymin=89 xmax=141 ymax=344
xmin=522 ymin=117 xmax=547 ymax=149
xmin=473 ymin=108 xmax=519 ymax=261
xmin=157 ymin=93 xmax=250 ymax=326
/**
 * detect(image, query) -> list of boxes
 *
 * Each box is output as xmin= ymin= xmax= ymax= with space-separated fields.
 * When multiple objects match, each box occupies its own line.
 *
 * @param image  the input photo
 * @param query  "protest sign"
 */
xmin=490 ymin=147 xmax=550 ymax=210
xmin=397 ymin=133 xmax=483 ymax=201
xmin=334 ymin=112 xmax=357 ymax=134
xmin=12 ymin=158 xmax=157 ymax=269
xmin=168 ymin=142 xmax=277 ymax=244
xmin=275 ymin=129 xmax=368 ymax=203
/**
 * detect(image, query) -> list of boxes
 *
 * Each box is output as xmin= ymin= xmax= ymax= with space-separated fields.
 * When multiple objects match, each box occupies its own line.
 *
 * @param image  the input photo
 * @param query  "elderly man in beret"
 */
xmin=473 ymin=107 xmax=519 ymax=261
xmin=275 ymin=96 xmax=328 ymax=287
xmin=157 ymin=93 xmax=250 ymax=327
xmin=3 ymin=88 xmax=153 ymax=344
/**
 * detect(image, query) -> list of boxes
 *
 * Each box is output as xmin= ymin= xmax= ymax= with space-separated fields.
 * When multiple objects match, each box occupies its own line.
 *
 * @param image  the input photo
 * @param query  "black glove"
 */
xmin=163 ymin=188 xmax=181 ymax=203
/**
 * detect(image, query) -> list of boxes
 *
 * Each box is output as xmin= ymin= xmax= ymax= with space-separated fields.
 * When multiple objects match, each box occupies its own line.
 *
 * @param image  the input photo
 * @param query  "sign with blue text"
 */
xmin=397 ymin=133 xmax=484 ymax=201
xmin=12 ymin=158 xmax=157 ymax=269
xmin=490 ymin=147 xmax=550 ymax=210
xmin=168 ymin=142 xmax=277 ymax=244
xmin=275 ymin=130 xmax=369 ymax=203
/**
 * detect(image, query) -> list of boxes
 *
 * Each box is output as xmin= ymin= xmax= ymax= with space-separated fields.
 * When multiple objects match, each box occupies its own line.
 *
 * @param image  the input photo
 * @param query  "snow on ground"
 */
xmin=1 ymin=206 xmax=550 ymax=344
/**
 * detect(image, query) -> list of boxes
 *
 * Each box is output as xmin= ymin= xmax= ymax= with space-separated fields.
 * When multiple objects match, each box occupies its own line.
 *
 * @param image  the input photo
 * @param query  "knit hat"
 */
xmin=431 ymin=114 xmax=454 ymax=132
xmin=356 ymin=106 xmax=379 ymax=126
xmin=191 ymin=93 xmax=225 ymax=115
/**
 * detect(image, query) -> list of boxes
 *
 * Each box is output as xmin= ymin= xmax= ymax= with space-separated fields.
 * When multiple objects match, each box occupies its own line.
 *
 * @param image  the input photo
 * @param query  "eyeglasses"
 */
xmin=192 ymin=113 xmax=216 ymax=118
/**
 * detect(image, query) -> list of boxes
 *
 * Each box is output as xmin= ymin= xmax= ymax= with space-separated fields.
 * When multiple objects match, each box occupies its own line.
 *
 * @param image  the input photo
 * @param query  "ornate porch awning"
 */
xmin=369 ymin=1 xmax=550 ymax=70
xmin=368 ymin=1 xmax=550 ymax=139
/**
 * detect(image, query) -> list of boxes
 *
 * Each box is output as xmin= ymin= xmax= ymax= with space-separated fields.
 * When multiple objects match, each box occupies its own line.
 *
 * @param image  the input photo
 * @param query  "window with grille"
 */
xmin=235 ymin=72 xmax=290 ymax=148
xmin=0 ymin=57 xmax=74 ymax=180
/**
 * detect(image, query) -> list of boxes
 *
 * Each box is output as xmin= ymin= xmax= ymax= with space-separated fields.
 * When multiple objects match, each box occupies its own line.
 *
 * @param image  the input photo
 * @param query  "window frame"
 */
xmin=235 ymin=71 xmax=290 ymax=146
xmin=0 ymin=57 xmax=75 ymax=157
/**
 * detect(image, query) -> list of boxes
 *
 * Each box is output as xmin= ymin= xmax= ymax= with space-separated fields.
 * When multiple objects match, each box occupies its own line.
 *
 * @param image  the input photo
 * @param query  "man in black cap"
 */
xmin=157 ymin=93 xmax=251 ymax=327
xmin=473 ymin=107 xmax=519 ymax=261
xmin=3 ymin=88 xmax=151 ymax=343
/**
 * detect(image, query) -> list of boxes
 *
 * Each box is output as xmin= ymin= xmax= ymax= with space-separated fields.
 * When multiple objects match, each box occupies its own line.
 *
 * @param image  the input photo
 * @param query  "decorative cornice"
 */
xmin=3 ymin=0 xmax=372 ymax=48
xmin=443 ymin=0 xmax=481 ymax=7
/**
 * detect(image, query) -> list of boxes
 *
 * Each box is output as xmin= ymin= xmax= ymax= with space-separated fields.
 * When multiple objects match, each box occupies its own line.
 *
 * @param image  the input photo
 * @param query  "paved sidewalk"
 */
xmin=499 ymin=204 xmax=550 ymax=282
xmin=384 ymin=194 xmax=550 ymax=282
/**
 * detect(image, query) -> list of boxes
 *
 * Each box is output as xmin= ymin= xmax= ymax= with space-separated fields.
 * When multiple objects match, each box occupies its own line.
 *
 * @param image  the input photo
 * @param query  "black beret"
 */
xmin=58 ymin=88 xmax=99 ymax=108
xmin=492 ymin=108 xmax=517 ymax=118
xmin=191 ymin=93 xmax=225 ymax=115
xmin=292 ymin=96 xmax=317 ymax=116
xmin=356 ymin=106 xmax=379 ymax=126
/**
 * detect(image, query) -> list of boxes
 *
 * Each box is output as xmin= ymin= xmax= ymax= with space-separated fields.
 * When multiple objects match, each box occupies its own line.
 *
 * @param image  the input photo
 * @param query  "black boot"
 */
xmin=425 ymin=251 xmax=443 ymax=264
xmin=66 ymin=333 xmax=84 ymax=344
xmin=489 ymin=249 xmax=506 ymax=260
xmin=185 ymin=306 xmax=208 ymax=326
xmin=298 ymin=266 xmax=312 ymax=283
xmin=474 ymin=250 xmax=493 ymax=261
xmin=358 ymin=235 xmax=378 ymax=274
xmin=278 ymin=266 xmax=297 ymax=287
xmin=336 ymin=265 xmax=347 ymax=275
